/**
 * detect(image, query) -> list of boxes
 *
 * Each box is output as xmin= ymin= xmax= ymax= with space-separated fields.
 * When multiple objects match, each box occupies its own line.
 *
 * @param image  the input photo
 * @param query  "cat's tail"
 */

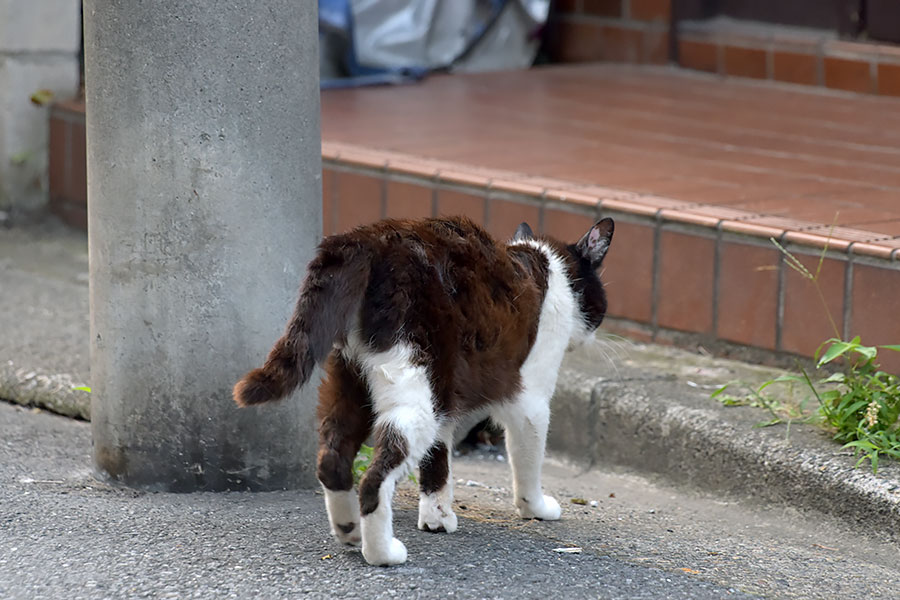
xmin=232 ymin=239 xmax=371 ymax=407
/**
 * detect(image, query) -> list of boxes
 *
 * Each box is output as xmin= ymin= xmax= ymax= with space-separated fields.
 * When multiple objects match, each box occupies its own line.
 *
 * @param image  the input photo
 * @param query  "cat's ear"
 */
xmin=576 ymin=218 xmax=614 ymax=268
xmin=512 ymin=222 xmax=534 ymax=241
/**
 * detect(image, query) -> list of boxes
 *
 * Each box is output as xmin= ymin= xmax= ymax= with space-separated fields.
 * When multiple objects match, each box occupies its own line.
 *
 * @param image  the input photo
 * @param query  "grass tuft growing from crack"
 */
xmin=713 ymin=231 xmax=900 ymax=473
xmin=810 ymin=337 xmax=900 ymax=472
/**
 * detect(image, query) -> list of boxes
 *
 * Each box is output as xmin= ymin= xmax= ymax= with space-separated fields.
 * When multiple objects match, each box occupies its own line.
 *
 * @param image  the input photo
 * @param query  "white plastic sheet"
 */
xmin=350 ymin=0 xmax=550 ymax=72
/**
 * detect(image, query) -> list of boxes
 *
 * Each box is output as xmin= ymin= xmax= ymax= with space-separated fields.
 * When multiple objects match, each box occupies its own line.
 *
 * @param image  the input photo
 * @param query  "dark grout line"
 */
xmin=843 ymin=243 xmax=855 ymax=342
xmin=536 ymin=194 xmax=547 ymax=236
xmin=814 ymin=40 xmax=825 ymax=87
xmin=870 ymin=60 xmax=879 ymax=96
xmin=711 ymin=221 xmax=723 ymax=337
xmin=430 ymin=183 xmax=438 ymax=219
xmin=650 ymin=209 xmax=663 ymax=336
xmin=775 ymin=231 xmax=788 ymax=352
xmin=378 ymin=169 xmax=387 ymax=221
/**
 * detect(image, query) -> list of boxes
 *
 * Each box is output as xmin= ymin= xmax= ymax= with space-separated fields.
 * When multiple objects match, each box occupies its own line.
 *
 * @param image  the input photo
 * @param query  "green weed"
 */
xmin=352 ymin=444 xmax=417 ymax=485
xmin=713 ymin=232 xmax=900 ymax=473
xmin=352 ymin=444 xmax=375 ymax=485
xmin=712 ymin=375 xmax=815 ymax=432
xmin=810 ymin=337 xmax=900 ymax=472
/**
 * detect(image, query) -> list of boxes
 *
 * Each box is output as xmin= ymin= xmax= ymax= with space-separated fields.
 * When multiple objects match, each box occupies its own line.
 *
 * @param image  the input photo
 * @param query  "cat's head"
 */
xmin=515 ymin=218 xmax=615 ymax=336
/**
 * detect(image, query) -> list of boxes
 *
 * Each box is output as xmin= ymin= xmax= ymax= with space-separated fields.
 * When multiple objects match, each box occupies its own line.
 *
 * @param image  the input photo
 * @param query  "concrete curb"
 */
xmin=549 ymin=359 xmax=900 ymax=543
xmin=0 ymin=362 xmax=90 ymax=420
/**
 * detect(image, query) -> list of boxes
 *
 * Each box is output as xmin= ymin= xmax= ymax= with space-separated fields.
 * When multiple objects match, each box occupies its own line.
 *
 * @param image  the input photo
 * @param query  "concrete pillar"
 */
xmin=83 ymin=1 xmax=322 ymax=491
xmin=0 ymin=0 xmax=81 ymax=217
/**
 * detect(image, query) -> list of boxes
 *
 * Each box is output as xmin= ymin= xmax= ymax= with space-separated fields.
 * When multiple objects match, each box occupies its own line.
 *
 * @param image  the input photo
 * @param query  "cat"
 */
xmin=233 ymin=215 xmax=614 ymax=566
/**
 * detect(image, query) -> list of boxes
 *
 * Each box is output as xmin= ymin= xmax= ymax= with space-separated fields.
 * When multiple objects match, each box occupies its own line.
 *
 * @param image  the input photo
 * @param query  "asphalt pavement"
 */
xmin=2 ymin=217 xmax=899 ymax=599
xmin=1 ymin=401 xmax=755 ymax=600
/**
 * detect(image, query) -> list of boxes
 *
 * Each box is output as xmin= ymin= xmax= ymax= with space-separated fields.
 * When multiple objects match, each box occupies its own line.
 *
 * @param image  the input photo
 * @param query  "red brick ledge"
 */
xmin=44 ymin=105 xmax=900 ymax=371
xmin=323 ymin=141 xmax=900 ymax=373
xmin=322 ymin=141 xmax=900 ymax=260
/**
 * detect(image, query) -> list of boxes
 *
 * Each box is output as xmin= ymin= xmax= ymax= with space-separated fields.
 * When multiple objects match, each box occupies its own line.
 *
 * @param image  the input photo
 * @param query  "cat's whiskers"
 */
xmin=597 ymin=333 xmax=630 ymax=358
xmin=594 ymin=342 xmax=621 ymax=378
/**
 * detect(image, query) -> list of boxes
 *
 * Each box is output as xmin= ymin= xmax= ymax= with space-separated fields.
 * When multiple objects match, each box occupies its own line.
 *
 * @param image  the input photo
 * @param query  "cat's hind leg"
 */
xmin=358 ymin=344 xmax=439 ymax=566
xmin=316 ymin=354 xmax=374 ymax=547
xmin=492 ymin=395 xmax=561 ymax=521
xmin=417 ymin=424 xmax=458 ymax=533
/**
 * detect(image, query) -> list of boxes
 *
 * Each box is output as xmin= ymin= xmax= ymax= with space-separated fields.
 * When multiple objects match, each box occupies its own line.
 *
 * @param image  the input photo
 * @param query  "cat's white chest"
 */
xmin=517 ymin=243 xmax=579 ymax=400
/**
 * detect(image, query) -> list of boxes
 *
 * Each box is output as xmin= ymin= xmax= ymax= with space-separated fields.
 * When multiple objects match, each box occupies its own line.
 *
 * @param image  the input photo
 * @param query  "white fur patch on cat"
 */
xmin=345 ymin=334 xmax=441 ymax=565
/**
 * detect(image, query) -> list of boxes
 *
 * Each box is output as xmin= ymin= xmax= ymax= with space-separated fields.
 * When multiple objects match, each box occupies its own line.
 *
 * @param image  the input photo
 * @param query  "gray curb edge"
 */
xmin=1 ymin=362 xmax=90 ymax=420
xmin=549 ymin=366 xmax=900 ymax=543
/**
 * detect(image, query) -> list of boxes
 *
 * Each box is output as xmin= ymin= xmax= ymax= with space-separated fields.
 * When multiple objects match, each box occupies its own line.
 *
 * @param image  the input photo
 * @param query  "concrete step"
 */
xmin=550 ymin=339 xmax=900 ymax=544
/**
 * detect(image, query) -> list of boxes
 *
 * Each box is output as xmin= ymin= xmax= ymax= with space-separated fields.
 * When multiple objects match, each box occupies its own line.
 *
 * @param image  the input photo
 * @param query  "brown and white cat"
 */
xmin=233 ymin=216 xmax=614 ymax=566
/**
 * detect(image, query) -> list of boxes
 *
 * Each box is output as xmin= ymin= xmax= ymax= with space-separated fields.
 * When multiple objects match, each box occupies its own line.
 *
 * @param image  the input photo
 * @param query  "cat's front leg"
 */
xmin=516 ymin=492 xmax=562 ymax=520
xmin=417 ymin=436 xmax=458 ymax=533
xmin=492 ymin=396 xmax=562 ymax=521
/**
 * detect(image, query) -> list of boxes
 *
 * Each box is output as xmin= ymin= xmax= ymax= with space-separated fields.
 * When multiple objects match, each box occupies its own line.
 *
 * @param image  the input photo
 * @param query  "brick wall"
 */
xmin=548 ymin=0 xmax=672 ymax=65
xmin=547 ymin=2 xmax=900 ymax=98
xmin=319 ymin=148 xmax=900 ymax=374
xmin=48 ymin=100 xmax=87 ymax=230
xmin=678 ymin=20 xmax=900 ymax=97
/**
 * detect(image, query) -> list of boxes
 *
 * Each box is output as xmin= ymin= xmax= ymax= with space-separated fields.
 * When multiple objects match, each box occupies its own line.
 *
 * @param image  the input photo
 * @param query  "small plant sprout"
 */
xmin=352 ymin=444 xmax=417 ymax=485
xmin=29 ymin=89 xmax=55 ymax=106
xmin=352 ymin=444 xmax=374 ymax=485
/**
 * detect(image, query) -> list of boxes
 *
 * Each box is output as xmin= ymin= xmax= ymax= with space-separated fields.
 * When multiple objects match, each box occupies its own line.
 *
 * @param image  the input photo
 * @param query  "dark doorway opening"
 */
xmin=673 ymin=1 xmax=900 ymax=44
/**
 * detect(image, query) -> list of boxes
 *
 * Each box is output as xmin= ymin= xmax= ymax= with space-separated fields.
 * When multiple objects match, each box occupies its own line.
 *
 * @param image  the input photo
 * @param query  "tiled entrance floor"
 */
xmin=319 ymin=64 xmax=900 ymax=370
xmin=322 ymin=63 xmax=900 ymax=255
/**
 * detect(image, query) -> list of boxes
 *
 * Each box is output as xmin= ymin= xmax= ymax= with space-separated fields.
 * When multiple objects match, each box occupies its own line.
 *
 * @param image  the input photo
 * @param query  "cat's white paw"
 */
xmin=517 ymin=494 xmax=562 ymax=521
xmin=362 ymin=536 xmax=408 ymax=566
xmin=417 ymin=494 xmax=458 ymax=533
xmin=324 ymin=489 xmax=361 ymax=545
xmin=331 ymin=521 xmax=361 ymax=546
